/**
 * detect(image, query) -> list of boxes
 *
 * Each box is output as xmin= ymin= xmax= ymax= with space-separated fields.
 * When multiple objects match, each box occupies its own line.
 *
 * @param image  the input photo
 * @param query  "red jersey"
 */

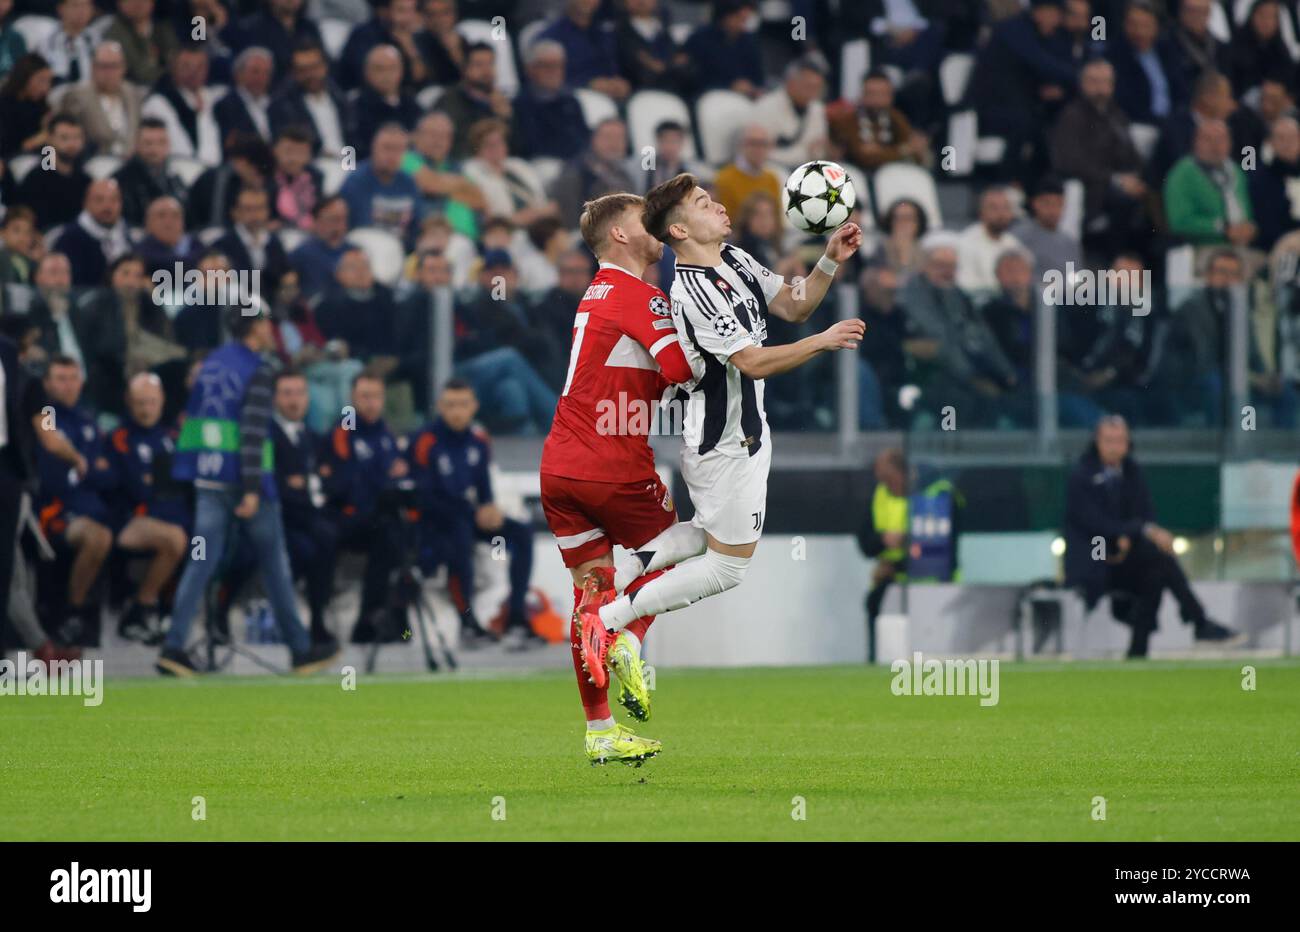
xmin=540 ymin=263 xmax=691 ymax=482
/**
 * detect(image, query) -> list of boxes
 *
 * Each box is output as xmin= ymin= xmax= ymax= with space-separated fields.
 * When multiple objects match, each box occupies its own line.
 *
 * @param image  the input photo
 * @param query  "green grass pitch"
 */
xmin=4 ymin=661 xmax=1298 ymax=840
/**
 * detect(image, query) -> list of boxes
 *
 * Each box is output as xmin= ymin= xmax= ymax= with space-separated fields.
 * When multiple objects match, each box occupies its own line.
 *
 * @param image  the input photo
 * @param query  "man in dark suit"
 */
xmin=1064 ymin=415 xmax=1239 ymax=657
xmin=213 ymin=186 xmax=290 ymax=301
xmin=51 ymin=179 xmax=136 ymax=288
xmin=0 ymin=332 xmax=29 ymax=654
xmin=114 ymin=118 xmax=190 ymax=227
xmin=1105 ymin=0 xmax=1187 ymax=126
xmin=230 ymin=0 xmax=323 ymax=80
xmin=214 ymin=47 xmax=275 ymax=144
xmin=269 ymin=40 xmax=351 ymax=158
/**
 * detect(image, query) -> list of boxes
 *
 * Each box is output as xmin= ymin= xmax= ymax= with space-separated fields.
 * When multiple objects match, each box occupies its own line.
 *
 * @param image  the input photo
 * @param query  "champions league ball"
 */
xmin=784 ymin=160 xmax=855 ymax=234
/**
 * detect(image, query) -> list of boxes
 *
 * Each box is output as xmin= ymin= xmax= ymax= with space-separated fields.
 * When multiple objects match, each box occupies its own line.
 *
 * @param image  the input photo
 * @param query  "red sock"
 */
xmin=624 ymin=568 xmax=666 ymax=642
xmin=570 ymin=585 xmax=610 ymax=721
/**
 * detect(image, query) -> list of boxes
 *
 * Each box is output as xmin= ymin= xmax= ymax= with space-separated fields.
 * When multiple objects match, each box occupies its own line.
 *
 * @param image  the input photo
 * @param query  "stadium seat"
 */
xmin=457 ymin=19 xmax=519 ymax=96
xmin=1061 ymin=178 xmax=1084 ymax=242
xmin=574 ymin=87 xmax=618 ymax=130
xmin=939 ymin=53 xmax=975 ymax=108
xmin=11 ymin=15 xmax=57 ymax=50
xmin=669 ymin=22 xmax=693 ymax=44
xmin=346 ymin=226 xmax=405 ymax=287
xmin=85 ymin=155 xmax=123 ymax=180
xmin=318 ymin=18 xmax=351 ymax=61
xmin=839 ymin=38 xmax=870 ymax=103
xmin=626 ymin=89 xmax=696 ymax=160
xmin=872 ymin=162 xmax=943 ymax=230
xmin=695 ymin=89 xmax=756 ymax=165
xmin=47 ymin=82 xmax=73 ymax=111
xmin=841 ymin=162 xmax=876 ymax=232
xmin=167 ymin=155 xmax=207 ymax=187
xmin=314 ymin=156 xmax=347 ymax=196
xmin=198 ymin=226 xmax=225 ymax=246
xmin=1208 ymin=1 xmax=1231 ymax=41
xmin=1166 ymin=244 xmax=1198 ymax=288
xmin=531 ymin=156 xmax=564 ymax=188
xmin=946 ymin=110 xmax=978 ymax=176
xmin=8 ymin=154 xmax=38 ymax=184
xmin=278 ymin=227 xmax=308 ymax=254
xmin=416 ymin=85 xmax=444 ymax=111
xmin=517 ymin=18 xmax=549 ymax=54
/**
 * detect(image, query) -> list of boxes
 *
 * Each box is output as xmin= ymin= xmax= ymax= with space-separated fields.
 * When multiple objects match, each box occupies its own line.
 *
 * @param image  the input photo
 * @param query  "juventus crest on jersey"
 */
xmin=669 ymin=243 xmax=785 ymax=459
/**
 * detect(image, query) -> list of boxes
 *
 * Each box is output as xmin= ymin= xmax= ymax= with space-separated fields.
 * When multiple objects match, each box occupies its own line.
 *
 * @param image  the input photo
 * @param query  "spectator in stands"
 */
xmin=136 ymin=195 xmax=201 ymax=277
xmin=686 ymin=0 xmax=763 ymax=98
xmin=867 ymin=198 xmax=927 ymax=282
xmin=114 ymin=117 xmax=187 ymax=227
xmin=15 ymin=115 xmax=91 ymax=230
xmin=1063 ymin=414 xmax=1238 ymax=657
xmin=393 ymin=248 xmax=451 ymax=413
xmin=106 ymin=372 xmax=191 ymax=644
xmin=1063 ymin=0 xmax=1104 ymax=67
xmin=107 ymin=252 xmax=184 ymax=381
xmin=529 ymin=247 xmax=592 ymax=361
xmin=1106 ymin=0 xmax=1185 ymax=126
xmin=0 ymin=206 xmax=36 ymax=290
xmin=1164 ymin=118 xmax=1257 ymax=248
xmin=540 ymin=0 xmax=630 ymax=102
xmin=902 ymin=237 xmax=1028 ymax=427
xmin=30 ymin=252 xmax=125 ymax=411
xmin=215 ymin=47 xmax=275 ymax=145
xmin=1248 ymin=116 xmax=1300 ymax=250
xmin=513 ymin=39 xmax=589 ymax=161
xmin=553 ymin=117 xmax=636 ymax=227
xmin=314 ymin=246 xmax=399 ymax=365
xmin=213 ymin=185 xmax=290 ymax=298
xmin=829 ymin=70 xmax=929 ymax=172
xmin=340 ymin=123 xmax=421 ymax=242
xmin=453 ymin=249 xmax=558 ymax=434
xmin=435 ymin=42 xmax=513 ymax=159
xmin=629 ymin=119 xmax=706 ymax=194
xmin=0 ymin=0 xmax=25 ymax=83
xmin=1162 ymin=0 xmax=1227 ymax=93
xmin=56 ymin=41 xmax=142 ymax=159
xmin=269 ymin=125 xmax=322 ymax=231
xmin=290 ymin=194 xmax=351 ymax=297
xmin=1057 ymin=251 xmax=1165 ymax=426
xmin=338 ymin=0 xmax=422 ymax=91
xmin=733 ymin=190 xmax=786 ymax=271
xmin=104 ymin=0 xmax=179 ymax=87
xmin=235 ymin=0 xmax=322 ymax=80
xmin=966 ymin=0 xmax=1075 ymax=183
xmin=1010 ymin=175 xmax=1084 ymax=283
xmin=515 ymin=216 xmax=570 ymax=294
xmin=615 ymin=0 xmax=690 ymax=95
xmin=754 ymin=56 xmax=828 ymax=171
xmin=350 ymin=44 xmax=420 ymax=159
xmin=1050 ymin=58 xmax=1148 ymax=261
xmin=40 ymin=0 xmax=97 ymax=85
xmin=410 ymin=379 xmax=540 ymax=648
xmin=414 ymin=0 xmax=466 ymax=87
xmin=0 ymin=53 xmax=54 ymax=159
xmin=401 ymin=111 xmax=483 ymax=239
xmin=462 ymin=117 xmax=556 ymax=226
xmin=53 ymin=179 xmax=134 ymax=287
xmin=173 ymin=250 xmax=236 ymax=351
xmin=714 ymin=124 xmax=782 ymax=225
xmin=983 ymin=249 xmax=1043 ymax=392
xmin=35 ymin=354 xmax=116 ymax=645
xmin=272 ymin=269 xmax=362 ymax=432
xmin=956 ymin=187 xmax=1026 ymax=296
xmin=320 ymin=371 xmax=407 ymax=642
xmin=142 ymin=43 xmax=222 ymax=165
xmin=1167 ymin=247 xmax=1296 ymax=426
xmin=1151 ymin=71 xmax=1264 ymax=185
xmin=181 ymin=0 xmax=236 ymax=82
xmin=1227 ymin=0 xmax=1295 ymax=96
xmin=269 ymin=39 xmax=351 ymax=159
xmin=859 ymin=265 xmax=907 ymax=427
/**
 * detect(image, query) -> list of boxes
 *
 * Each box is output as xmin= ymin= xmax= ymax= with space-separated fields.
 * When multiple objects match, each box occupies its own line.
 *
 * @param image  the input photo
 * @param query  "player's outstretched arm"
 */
xmin=769 ymin=222 xmax=863 ymax=323
xmin=729 ymin=318 xmax=865 ymax=380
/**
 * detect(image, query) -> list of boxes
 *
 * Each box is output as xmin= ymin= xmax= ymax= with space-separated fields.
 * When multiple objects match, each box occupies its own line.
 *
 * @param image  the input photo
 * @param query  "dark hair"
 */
xmin=275 ymin=124 xmax=315 ymax=147
xmin=138 ymin=116 xmax=168 ymax=133
xmin=442 ymin=377 xmax=474 ymax=393
xmin=46 ymin=353 xmax=81 ymax=371
xmin=527 ymin=216 xmax=564 ymax=251
xmin=274 ymin=366 xmax=306 ymax=387
xmin=655 ymin=120 xmax=685 ymax=137
xmin=48 ymin=113 xmax=82 ymax=135
xmin=0 ymin=53 xmax=51 ymax=99
xmin=291 ymin=38 xmax=326 ymax=58
xmin=464 ymin=41 xmax=495 ymax=61
xmin=863 ymin=68 xmax=892 ymax=84
xmin=880 ymin=198 xmax=928 ymax=237
xmin=108 ymin=252 xmax=145 ymax=278
xmin=312 ymin=194 xmax=346 ymax=218
xmin=352 ymin=370 xmax=385 ymax=389
xmin=642 ymin=172 xmax=699 ymax=243
xmin=3 ymin=205 xmax=35 ymax=227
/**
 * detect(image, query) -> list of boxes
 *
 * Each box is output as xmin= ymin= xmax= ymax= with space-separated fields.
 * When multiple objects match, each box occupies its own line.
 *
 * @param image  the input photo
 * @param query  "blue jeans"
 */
xmin=165 ymin=486 xmax=309 ymax=655
xmin=457 ymin=347 xmax=556 ymax=434
xmin=857 ymin=359 xmax=885 ymax=429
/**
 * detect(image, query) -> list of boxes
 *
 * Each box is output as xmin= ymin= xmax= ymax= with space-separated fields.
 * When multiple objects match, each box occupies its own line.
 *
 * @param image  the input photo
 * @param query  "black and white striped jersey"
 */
xmin=670 ymin=243 xmax=785 ymax=458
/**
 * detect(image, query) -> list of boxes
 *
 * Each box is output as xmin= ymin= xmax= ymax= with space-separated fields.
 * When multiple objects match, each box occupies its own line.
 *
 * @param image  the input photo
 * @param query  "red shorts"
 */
xmin=540 ymin=472 xmax=677 ymax=567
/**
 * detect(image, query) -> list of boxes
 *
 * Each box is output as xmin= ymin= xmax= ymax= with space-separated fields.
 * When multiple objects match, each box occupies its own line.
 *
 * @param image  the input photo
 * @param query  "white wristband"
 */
xmin=816 ymin=254 xmax=839 ymax=277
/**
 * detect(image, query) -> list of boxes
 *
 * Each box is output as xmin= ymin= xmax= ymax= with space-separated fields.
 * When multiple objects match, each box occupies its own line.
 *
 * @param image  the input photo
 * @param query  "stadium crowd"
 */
xmin=2 ymin=0 xmax=1300 ymax=664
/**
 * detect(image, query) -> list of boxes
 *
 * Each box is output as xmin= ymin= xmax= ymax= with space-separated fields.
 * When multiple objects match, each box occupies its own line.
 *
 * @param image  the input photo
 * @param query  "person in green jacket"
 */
xmin=1162 ymin=119 xmax=1258 ymax=248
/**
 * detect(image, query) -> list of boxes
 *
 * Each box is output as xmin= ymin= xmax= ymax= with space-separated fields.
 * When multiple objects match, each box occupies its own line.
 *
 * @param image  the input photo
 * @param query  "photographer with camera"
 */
xmin=409 ymin=379 xmax=538 ymax=649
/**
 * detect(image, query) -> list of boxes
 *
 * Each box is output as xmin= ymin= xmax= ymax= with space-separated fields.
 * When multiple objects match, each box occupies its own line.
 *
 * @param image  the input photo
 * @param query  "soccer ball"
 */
xmin=784 ymin=160 xmax=855 ymax=234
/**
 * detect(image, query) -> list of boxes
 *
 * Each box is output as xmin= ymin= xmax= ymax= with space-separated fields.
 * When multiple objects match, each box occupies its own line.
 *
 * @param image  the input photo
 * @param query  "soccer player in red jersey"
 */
xmin=539 ymin=192 xmax=695 ymax=765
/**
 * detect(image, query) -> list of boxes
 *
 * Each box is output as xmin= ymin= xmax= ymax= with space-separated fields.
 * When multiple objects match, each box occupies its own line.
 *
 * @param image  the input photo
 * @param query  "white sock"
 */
xmin=599 ymin=549 xmax=750 ymax=631
xmin=587 ymin=716 xmax=616 ymax=731
xmin=613 ymin=522 xmax=708 ymax=591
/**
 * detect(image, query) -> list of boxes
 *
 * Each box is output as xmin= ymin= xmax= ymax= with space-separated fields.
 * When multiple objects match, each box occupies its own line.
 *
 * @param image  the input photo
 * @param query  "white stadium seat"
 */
xmin=198 ymin=226 xmax=225 ymax=246
xmin=939 ymin=53 xmax=975 ymax=107
xmin=945 ymin=110 xmax=978 ymax=176
xmin=319 ymin=18 xmax=351 ymax=60
xmin=8 ymin=154 xmax=38 ymax=184
xmin=839 ymin=38 xmax=870 ymax=103
xmin=12 ymin=15 xmax=58 ymax=50
xmin=314 ymin=155 xmax=347 ymax=196
xmin=347 ymin=226 xmax=405 ymax=287
xmin=531 ymin=157 xmax=564 ymax=188
xmin=457 ymin=19 xmax=519 ymax=97
xmin=278 ymin=227 xmax=308 ymax=254
xmin=574 ymin=87 xmax=618 ymax=130
xmin=694 ymin=89 xmax=756 ymax=165
xmin=517 ymin=18 xmax=549 ymax=55
xmin=626 ymin=90 xmax=696 ymax=160
xmin=85 ymin=155 xmax=123 ymax=180
xmin=1061 ymin=178 xmax=1085 ymax=242
xmin=1129 ymin=123 xmax=1160 ymax=162
xmin=416 ymin=85 xmax=444 ymax=111
xmin=1208 ymin=1 xmax=1231 ymax=41
xmin=872 ymin=162 xmax=943 ymax=230
xmin=167 ymin=155 xmax=207 ymax=187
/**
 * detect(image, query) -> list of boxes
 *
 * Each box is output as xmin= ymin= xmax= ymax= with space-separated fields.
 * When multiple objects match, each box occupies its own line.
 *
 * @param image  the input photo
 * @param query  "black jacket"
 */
xmin=1063 ymin=445 xmax=1156 ymax=606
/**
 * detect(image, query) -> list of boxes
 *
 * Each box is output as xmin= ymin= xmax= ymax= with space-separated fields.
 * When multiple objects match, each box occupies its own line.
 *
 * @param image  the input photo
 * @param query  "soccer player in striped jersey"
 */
xmin=574 ymin=173 xmax=865 ymax=681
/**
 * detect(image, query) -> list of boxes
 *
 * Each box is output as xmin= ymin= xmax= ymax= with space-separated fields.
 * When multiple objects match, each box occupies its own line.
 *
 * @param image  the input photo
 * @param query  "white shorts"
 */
xmin=679 ymin=440 xmax=771 ymax=546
